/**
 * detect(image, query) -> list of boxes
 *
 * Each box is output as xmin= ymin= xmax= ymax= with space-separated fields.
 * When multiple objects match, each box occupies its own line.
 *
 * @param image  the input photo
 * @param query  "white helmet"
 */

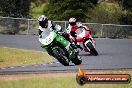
xmin=69 ymin=17 xmax=77 ymax=26
xmin=38 ymin=15 xmax=47 ymax=21
xmin=38 ymin=15 xmax=48 ymax=28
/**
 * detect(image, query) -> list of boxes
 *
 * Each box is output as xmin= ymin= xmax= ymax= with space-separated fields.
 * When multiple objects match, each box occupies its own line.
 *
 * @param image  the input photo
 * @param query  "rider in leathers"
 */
xmin=38 ymin=15 xmax=61 ymax=37
xmin=66 ymin=17 xmax=95 ymax=51
xmin=38 ymin=15 xmax=78 ymax=56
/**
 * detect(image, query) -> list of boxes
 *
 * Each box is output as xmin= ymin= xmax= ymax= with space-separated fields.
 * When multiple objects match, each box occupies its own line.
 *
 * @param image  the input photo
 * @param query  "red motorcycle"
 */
xmin=70 ymin=27 xmax=98 ymax=56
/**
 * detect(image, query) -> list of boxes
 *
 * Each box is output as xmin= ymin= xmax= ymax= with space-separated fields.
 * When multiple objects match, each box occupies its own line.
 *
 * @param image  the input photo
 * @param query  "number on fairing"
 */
xmin=45 ymin=37 xmax=52 ymax=44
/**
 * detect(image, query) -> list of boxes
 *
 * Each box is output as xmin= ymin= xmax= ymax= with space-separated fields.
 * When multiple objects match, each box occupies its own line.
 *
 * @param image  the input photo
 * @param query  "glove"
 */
xmin=70 ymin=31 xmax=77 ymax=37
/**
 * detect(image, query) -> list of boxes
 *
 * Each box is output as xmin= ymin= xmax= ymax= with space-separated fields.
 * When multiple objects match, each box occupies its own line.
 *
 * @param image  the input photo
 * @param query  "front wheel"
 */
xmin=86 ymin=42 xmax=98 ymax=56
xmin=53 ymin=48 xmax=69 ymax=66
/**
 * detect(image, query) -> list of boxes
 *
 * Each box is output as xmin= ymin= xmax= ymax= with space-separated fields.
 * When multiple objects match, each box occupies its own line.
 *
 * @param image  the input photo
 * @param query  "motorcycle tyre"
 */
xmin=86 ymin=42 xmax=98 ymax=56
xmin=53 ymin=48 xmax=69 ymax=66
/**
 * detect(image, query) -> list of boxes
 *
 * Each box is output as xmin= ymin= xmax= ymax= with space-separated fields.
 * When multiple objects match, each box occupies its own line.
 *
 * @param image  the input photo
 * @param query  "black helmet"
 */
xmin=38 ymin=15 xmax=48 ymax=28
xmin=69 ymin=17 xmax=77 ymax=26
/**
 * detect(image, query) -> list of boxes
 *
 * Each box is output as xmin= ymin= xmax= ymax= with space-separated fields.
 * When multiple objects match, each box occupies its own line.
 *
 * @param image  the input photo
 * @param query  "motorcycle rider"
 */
xmin=38 ymin=15 xmax=78 ymax=56
xmin=66 ymin=17 xmax=95 ymax=51
xmin=38 ymin=15 xmax=62 ymax=37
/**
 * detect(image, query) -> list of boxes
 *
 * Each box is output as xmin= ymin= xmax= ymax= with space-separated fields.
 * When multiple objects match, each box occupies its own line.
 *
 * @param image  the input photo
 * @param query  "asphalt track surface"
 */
xmin=0 ymin=34 xmax=132 ymax=73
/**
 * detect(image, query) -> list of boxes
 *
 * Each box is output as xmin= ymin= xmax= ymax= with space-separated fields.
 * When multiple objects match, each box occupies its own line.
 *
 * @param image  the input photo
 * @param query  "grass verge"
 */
xmin=0 ymin=70 xmax=132 ymax=88
xmin=0 ymin=47 xmax=52 ymax=67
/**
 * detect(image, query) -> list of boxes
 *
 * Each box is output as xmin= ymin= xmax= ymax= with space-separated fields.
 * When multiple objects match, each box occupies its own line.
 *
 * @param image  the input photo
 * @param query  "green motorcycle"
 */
xmin=39 ymin=28 xmax=82 ymax=66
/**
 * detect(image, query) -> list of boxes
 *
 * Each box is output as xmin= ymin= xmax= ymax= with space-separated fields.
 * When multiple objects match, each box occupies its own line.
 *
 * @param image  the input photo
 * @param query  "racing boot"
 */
xmin=70 ymin=43 xmax=79 ymax=54
xmin=76 ymin=44 xmax=83 ymax=50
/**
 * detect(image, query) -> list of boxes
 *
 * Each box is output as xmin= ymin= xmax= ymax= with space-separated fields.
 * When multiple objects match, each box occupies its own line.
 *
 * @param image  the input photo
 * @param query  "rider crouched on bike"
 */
xmin=66 ymin=17 xmax=95 ymax=51
xmin=38 ymin=15 xmax=62 ymax=37
xmin=38 ymin=15 xmax=61 ymax=56
xmin=38 ymin=15 xmax=78 ymax=55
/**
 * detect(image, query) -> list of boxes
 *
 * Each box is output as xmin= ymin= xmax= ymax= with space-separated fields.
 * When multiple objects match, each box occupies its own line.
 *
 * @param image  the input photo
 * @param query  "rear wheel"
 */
xmin=86 ymin=42 xmax=98 ymax=56
xmin=53 ymin=48 xmax=69 ymax=66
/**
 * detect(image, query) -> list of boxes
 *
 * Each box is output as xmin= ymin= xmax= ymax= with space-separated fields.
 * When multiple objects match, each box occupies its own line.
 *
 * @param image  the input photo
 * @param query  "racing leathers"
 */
xmin=38 ymin=20 xmax=78 ymax=55
xmin=38 ymin=20 xmax=62 ymax=56
xmin=38 ymin=21 xmax=61 ymax=37
xmin=66 ymin=22 xmax=94 ymax=50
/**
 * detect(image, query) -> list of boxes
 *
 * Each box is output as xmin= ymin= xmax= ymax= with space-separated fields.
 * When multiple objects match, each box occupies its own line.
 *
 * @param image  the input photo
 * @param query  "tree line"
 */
xmin=0 ymin=0 xmax=131 ymax=25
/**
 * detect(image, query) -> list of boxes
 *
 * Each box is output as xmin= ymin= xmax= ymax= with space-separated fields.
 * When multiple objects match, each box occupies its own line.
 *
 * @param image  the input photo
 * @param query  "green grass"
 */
xmin=30 ymin=3 xmax=46 ymax=19
xmin=0 ymin=71 xmax=131 ymax=88
xmin=0 ymin=47 xmax=52 ymax=67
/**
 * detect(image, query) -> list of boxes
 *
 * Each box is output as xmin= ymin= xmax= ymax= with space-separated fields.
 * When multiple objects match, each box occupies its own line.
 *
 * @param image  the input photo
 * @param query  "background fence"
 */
xmin=0 ymin=17 xmax=132 ymax=39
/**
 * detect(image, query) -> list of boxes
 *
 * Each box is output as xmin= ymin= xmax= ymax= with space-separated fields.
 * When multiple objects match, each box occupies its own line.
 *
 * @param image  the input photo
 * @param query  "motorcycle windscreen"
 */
xmin=39 ymin=29 xmax=55 ymax=45
xmin=75 ymin=28 xmax=84 ymax=42
xmin=41 ymin=29 xmax=50 ymax=39
xmin=76 ymin=28 xmax=83 ymax=35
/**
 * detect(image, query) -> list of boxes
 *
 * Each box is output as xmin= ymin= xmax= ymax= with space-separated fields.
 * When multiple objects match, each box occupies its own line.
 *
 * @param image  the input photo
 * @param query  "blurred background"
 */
xmin=0 ymin=0 xmax=132 ymax=38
